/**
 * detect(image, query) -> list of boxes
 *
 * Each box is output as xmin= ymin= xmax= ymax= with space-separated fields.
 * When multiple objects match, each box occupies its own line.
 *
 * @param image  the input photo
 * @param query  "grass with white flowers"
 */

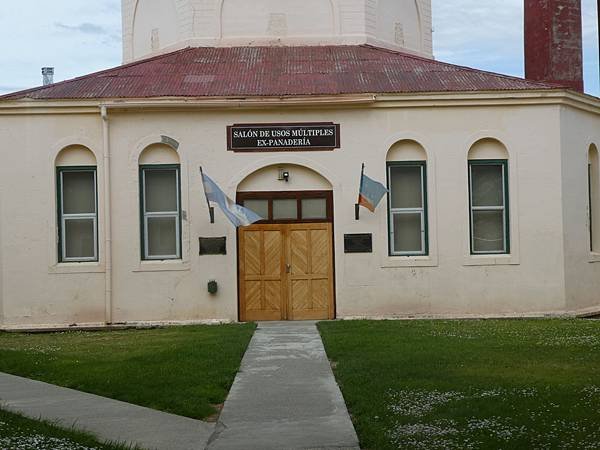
xmin=0 ymin=408 xmax=136 ymax=450
xmin=319 ymin=319 xmax=600 ymax=450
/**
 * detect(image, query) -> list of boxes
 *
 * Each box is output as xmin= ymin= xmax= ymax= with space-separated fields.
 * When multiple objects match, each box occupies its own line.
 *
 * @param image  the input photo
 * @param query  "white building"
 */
xmin=0 ymin=0 xmax=599 ymax=330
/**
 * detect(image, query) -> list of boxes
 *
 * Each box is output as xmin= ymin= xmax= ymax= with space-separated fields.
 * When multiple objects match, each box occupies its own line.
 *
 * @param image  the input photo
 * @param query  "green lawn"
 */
xmin=318 ymin=319 xmax=600 ymax=450
xmin=0 ymin=408 xmax=135 ymax=450
xmin=0 ymin=324 xmax=256 ymax=420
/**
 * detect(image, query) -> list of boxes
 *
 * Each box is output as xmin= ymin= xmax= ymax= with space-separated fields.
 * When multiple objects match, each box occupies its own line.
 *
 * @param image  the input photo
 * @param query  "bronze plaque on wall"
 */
xmin=227 ymin=123 xmax=340 ymax=152
xmin=344 ymin=234 xmax=373 ymax=253
xmin=199 ymin=237 xmax=227 ymax=255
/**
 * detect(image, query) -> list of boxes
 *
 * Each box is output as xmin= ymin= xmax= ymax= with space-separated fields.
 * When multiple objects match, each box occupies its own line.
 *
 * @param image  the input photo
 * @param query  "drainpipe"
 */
xmin=101 ymin=106 xmax=113 ymax=324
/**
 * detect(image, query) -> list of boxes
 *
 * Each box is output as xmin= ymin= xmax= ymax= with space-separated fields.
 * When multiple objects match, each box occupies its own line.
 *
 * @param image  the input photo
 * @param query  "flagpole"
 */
xmin=199 ymin=166 xmax=215 ymax=224
xmin=355 ymin=163 xmax=365 ymax=220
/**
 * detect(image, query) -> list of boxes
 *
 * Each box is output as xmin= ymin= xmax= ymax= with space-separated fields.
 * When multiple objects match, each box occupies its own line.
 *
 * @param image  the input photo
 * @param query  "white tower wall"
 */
xmin=122 ymin=0 xmax=433 ymax=62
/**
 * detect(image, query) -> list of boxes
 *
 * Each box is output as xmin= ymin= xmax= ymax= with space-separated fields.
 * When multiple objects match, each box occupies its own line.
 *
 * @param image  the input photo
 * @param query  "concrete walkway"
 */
xmin=0 ymin=372 xmax=215 ymax=450
xmin=207 ymin=321 xmax=360 ymax=450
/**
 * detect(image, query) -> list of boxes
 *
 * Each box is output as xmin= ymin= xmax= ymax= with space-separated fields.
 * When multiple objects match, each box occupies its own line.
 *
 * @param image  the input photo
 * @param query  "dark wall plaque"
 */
xmin=227 ymin=123 xmax=340 ymax=152
xmin=344 ymin=234 xmax=373 ymax=254
xmin=199 ymin=237 xmax=227 ymax=255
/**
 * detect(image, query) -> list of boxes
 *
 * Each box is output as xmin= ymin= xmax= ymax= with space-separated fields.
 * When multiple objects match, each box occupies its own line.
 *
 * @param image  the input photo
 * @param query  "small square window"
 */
xmin=273 ymin=199 xmax=298 ymax=220
xmin=243 ymin=199 xmax=269 ymax=220
xmin=301 ymin=198 xmax=327 ymax=220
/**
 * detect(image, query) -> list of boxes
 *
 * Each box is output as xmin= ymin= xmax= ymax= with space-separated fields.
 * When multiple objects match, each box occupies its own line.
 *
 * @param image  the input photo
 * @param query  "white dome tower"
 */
xmin=122 ymin=0 xmax=433 ymax=63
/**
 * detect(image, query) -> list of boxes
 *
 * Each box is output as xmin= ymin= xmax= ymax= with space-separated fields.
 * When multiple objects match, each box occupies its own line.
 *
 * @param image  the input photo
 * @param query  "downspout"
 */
xmin=101 ymin=106 xmax=113 ymax=324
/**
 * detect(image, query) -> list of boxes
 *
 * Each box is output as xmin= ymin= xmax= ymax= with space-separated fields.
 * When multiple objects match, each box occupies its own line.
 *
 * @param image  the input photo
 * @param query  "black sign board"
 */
xmin=227 ymin=123 xmax=340 ymax=152
xmin=344 ymin=234 xmax=373 ymax=254
xmin=199 ymin=237 xmax=227 ymax=255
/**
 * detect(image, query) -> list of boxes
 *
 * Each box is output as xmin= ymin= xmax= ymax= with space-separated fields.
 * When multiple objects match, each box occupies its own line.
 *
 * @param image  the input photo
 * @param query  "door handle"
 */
xmin=286 ymin=264 xmax=291 ymax=274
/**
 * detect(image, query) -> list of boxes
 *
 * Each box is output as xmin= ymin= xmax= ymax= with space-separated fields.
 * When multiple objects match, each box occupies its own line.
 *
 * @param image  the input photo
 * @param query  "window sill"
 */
xmin=589 ymin=253 xmax=600 ymax=263
xmin=463 ymin=254 xmax=519 ymax=266
xmin=381 ymin=255 xmax=438 ymax=268
xmin=49 ymin=262 xmax=105 ymax=274
xmin=133 ymin=260 xmax=191 ymax=273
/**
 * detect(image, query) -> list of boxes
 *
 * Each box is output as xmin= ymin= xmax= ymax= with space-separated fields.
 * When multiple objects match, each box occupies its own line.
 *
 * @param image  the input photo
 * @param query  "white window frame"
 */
xmin=58 ymin=168 xmax=98 ymax=263
xmin=141 ymin=165 xmax=182 ymax=261
xmin=387 ymin=162 xmax=428 ymax=256
xmin=469 ymin=160 xmax=509 ymax=255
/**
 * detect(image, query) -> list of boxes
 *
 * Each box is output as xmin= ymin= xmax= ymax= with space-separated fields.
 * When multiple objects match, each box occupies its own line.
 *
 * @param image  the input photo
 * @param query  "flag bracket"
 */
xmin=355 ymin=203 xmax=360 ymax=221
xmin=200 ymin=166 xmax=216 ymax=224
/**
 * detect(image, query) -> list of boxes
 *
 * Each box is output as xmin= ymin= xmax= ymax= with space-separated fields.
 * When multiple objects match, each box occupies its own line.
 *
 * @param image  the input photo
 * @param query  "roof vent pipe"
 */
xmin=42 ymin=67 xmax=54 ymax=86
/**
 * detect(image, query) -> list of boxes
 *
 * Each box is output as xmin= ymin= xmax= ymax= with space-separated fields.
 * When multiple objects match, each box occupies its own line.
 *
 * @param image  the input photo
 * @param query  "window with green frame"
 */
xmin=468 ymin=159 xmax=510 ymax=254
xmin=387 ymin=161 xmax=428 ymax=256
xmin=140 ymin=165 xmax=182 ymax=260
xmin=57 ymin=167 xmax=98 ymax=262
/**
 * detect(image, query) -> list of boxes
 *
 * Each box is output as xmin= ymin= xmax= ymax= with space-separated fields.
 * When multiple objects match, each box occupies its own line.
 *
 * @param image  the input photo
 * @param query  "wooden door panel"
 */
xmin=240 ymin=222 xmax=334 ymax=322
xmin=310 ymin=229 xmax=330 ymax=276
xmin=290 ymin=230 xmax=309 ymax=275
xmin=239 ymin=225 xmax=285 ymax=322
xmin=311 ymin=279 xmax=330 ymax=310
xmin=243 ymin=231 xmax=261 ymax=276
xmin=288 ymin=223 xmax=334 ymax=321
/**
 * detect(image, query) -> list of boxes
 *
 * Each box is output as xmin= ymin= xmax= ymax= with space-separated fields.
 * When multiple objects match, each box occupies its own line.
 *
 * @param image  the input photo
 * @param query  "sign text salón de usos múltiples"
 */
xmin=227 ymin=123 xmax=341 ymax=152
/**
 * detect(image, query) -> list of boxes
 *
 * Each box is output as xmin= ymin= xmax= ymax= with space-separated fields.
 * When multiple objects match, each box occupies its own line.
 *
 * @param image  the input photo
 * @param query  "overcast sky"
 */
xmin=0 ymin=0 xmax=598 ymax=96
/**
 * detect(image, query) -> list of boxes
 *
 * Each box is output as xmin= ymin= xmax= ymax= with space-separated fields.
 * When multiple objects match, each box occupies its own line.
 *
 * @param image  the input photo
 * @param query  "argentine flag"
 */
xmin=201 ymin=172 xmax=263 ymax=227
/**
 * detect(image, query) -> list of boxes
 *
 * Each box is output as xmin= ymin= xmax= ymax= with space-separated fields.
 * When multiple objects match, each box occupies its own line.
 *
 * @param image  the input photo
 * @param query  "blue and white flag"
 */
xmin=358 ymin=165 xmax=388 ymax=212
xmin=201 ymin=172 xmax=263 ymax=227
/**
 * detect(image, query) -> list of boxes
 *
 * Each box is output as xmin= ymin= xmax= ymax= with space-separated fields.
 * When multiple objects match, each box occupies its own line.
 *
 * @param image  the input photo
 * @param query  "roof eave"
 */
xmin=1 ymin=89 xmax=599 ymax=115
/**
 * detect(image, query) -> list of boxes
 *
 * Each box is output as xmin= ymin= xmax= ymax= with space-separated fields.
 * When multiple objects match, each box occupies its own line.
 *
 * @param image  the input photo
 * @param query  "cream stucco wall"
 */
xmin=2 ymin=94 xmax=598 ymax=328
xmin=0 ymin=188 xmax=4 ymax=327
xmin=122 ymin=0 xmax=433 ymax=62
xmin=0 ymin=115 xmax=107 ymax=327
xmin=559 ymin=106 xmax=600 ymax=311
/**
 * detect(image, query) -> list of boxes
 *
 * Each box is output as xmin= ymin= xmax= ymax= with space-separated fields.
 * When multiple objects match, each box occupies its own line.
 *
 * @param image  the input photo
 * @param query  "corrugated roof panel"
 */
xmin=0 ymin=45 xmax=562 ymax=101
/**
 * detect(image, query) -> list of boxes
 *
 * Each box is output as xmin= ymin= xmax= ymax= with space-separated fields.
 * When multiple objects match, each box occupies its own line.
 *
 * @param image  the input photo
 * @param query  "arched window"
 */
xmin=588 ymin=144 xmax=599 ymax=252
xmin=55 ymin=146 xmax=98 ymax=262
xmin=139 ymin=143 xmax=182 ymax=260
xmin=467 ymin=139 xmax=510 ymax=255
xmin=386 ymin=140 xmax=428 ymax=256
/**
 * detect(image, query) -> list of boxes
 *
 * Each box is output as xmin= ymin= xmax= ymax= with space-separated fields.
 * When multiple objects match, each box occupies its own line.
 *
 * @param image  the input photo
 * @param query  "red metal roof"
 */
xmin=0 ymin=45 xmax=562 ymax=101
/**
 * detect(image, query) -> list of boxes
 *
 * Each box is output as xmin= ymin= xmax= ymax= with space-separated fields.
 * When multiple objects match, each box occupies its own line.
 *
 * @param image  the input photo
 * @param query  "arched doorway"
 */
xmin=236 ymin=164 xmax=335 ymax=321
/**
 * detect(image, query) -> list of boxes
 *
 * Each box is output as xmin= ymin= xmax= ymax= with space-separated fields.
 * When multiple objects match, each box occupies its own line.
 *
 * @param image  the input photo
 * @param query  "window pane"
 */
xmin=62 ymin=171 xmax=95 ymax=214
xmin=64 ymin=219 xmax=95 ymax=259
xmin=302 ymin=198 xmax=327 ymax=220
xmin=243 ymin=199 xmax=268 ymax=219
xmin=273 ymin=199 xmax=298 ymax=220
xmin=472 ymin=210 xmax=505 ymax=253
xmin=471 ymin=164 xmax=504 ymax=207
xmin=145 ymin=169 xmax=178 ymax=213
xmin=390 ymin=166 xmax=423 ymax=209
xmin=147 ymin=216 xmax=178 ymax=257
xmin=393 ymin=213 xmax=423 ymax=254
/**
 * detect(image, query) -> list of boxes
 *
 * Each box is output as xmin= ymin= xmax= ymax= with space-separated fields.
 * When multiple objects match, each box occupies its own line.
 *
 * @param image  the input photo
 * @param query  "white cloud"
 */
xmin=432 ymin=0 xmax=599 ymax=94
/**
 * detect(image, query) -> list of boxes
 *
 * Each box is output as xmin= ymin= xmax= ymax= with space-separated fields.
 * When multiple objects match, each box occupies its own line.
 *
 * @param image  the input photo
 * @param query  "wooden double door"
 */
xmin=239 ymin=223 xmax=335 ymax=321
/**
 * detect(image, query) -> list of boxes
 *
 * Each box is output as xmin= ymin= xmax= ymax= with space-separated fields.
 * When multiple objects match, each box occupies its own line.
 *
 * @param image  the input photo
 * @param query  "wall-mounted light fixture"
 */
xmin=278 ymin=168 xmax=290 ymax=182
